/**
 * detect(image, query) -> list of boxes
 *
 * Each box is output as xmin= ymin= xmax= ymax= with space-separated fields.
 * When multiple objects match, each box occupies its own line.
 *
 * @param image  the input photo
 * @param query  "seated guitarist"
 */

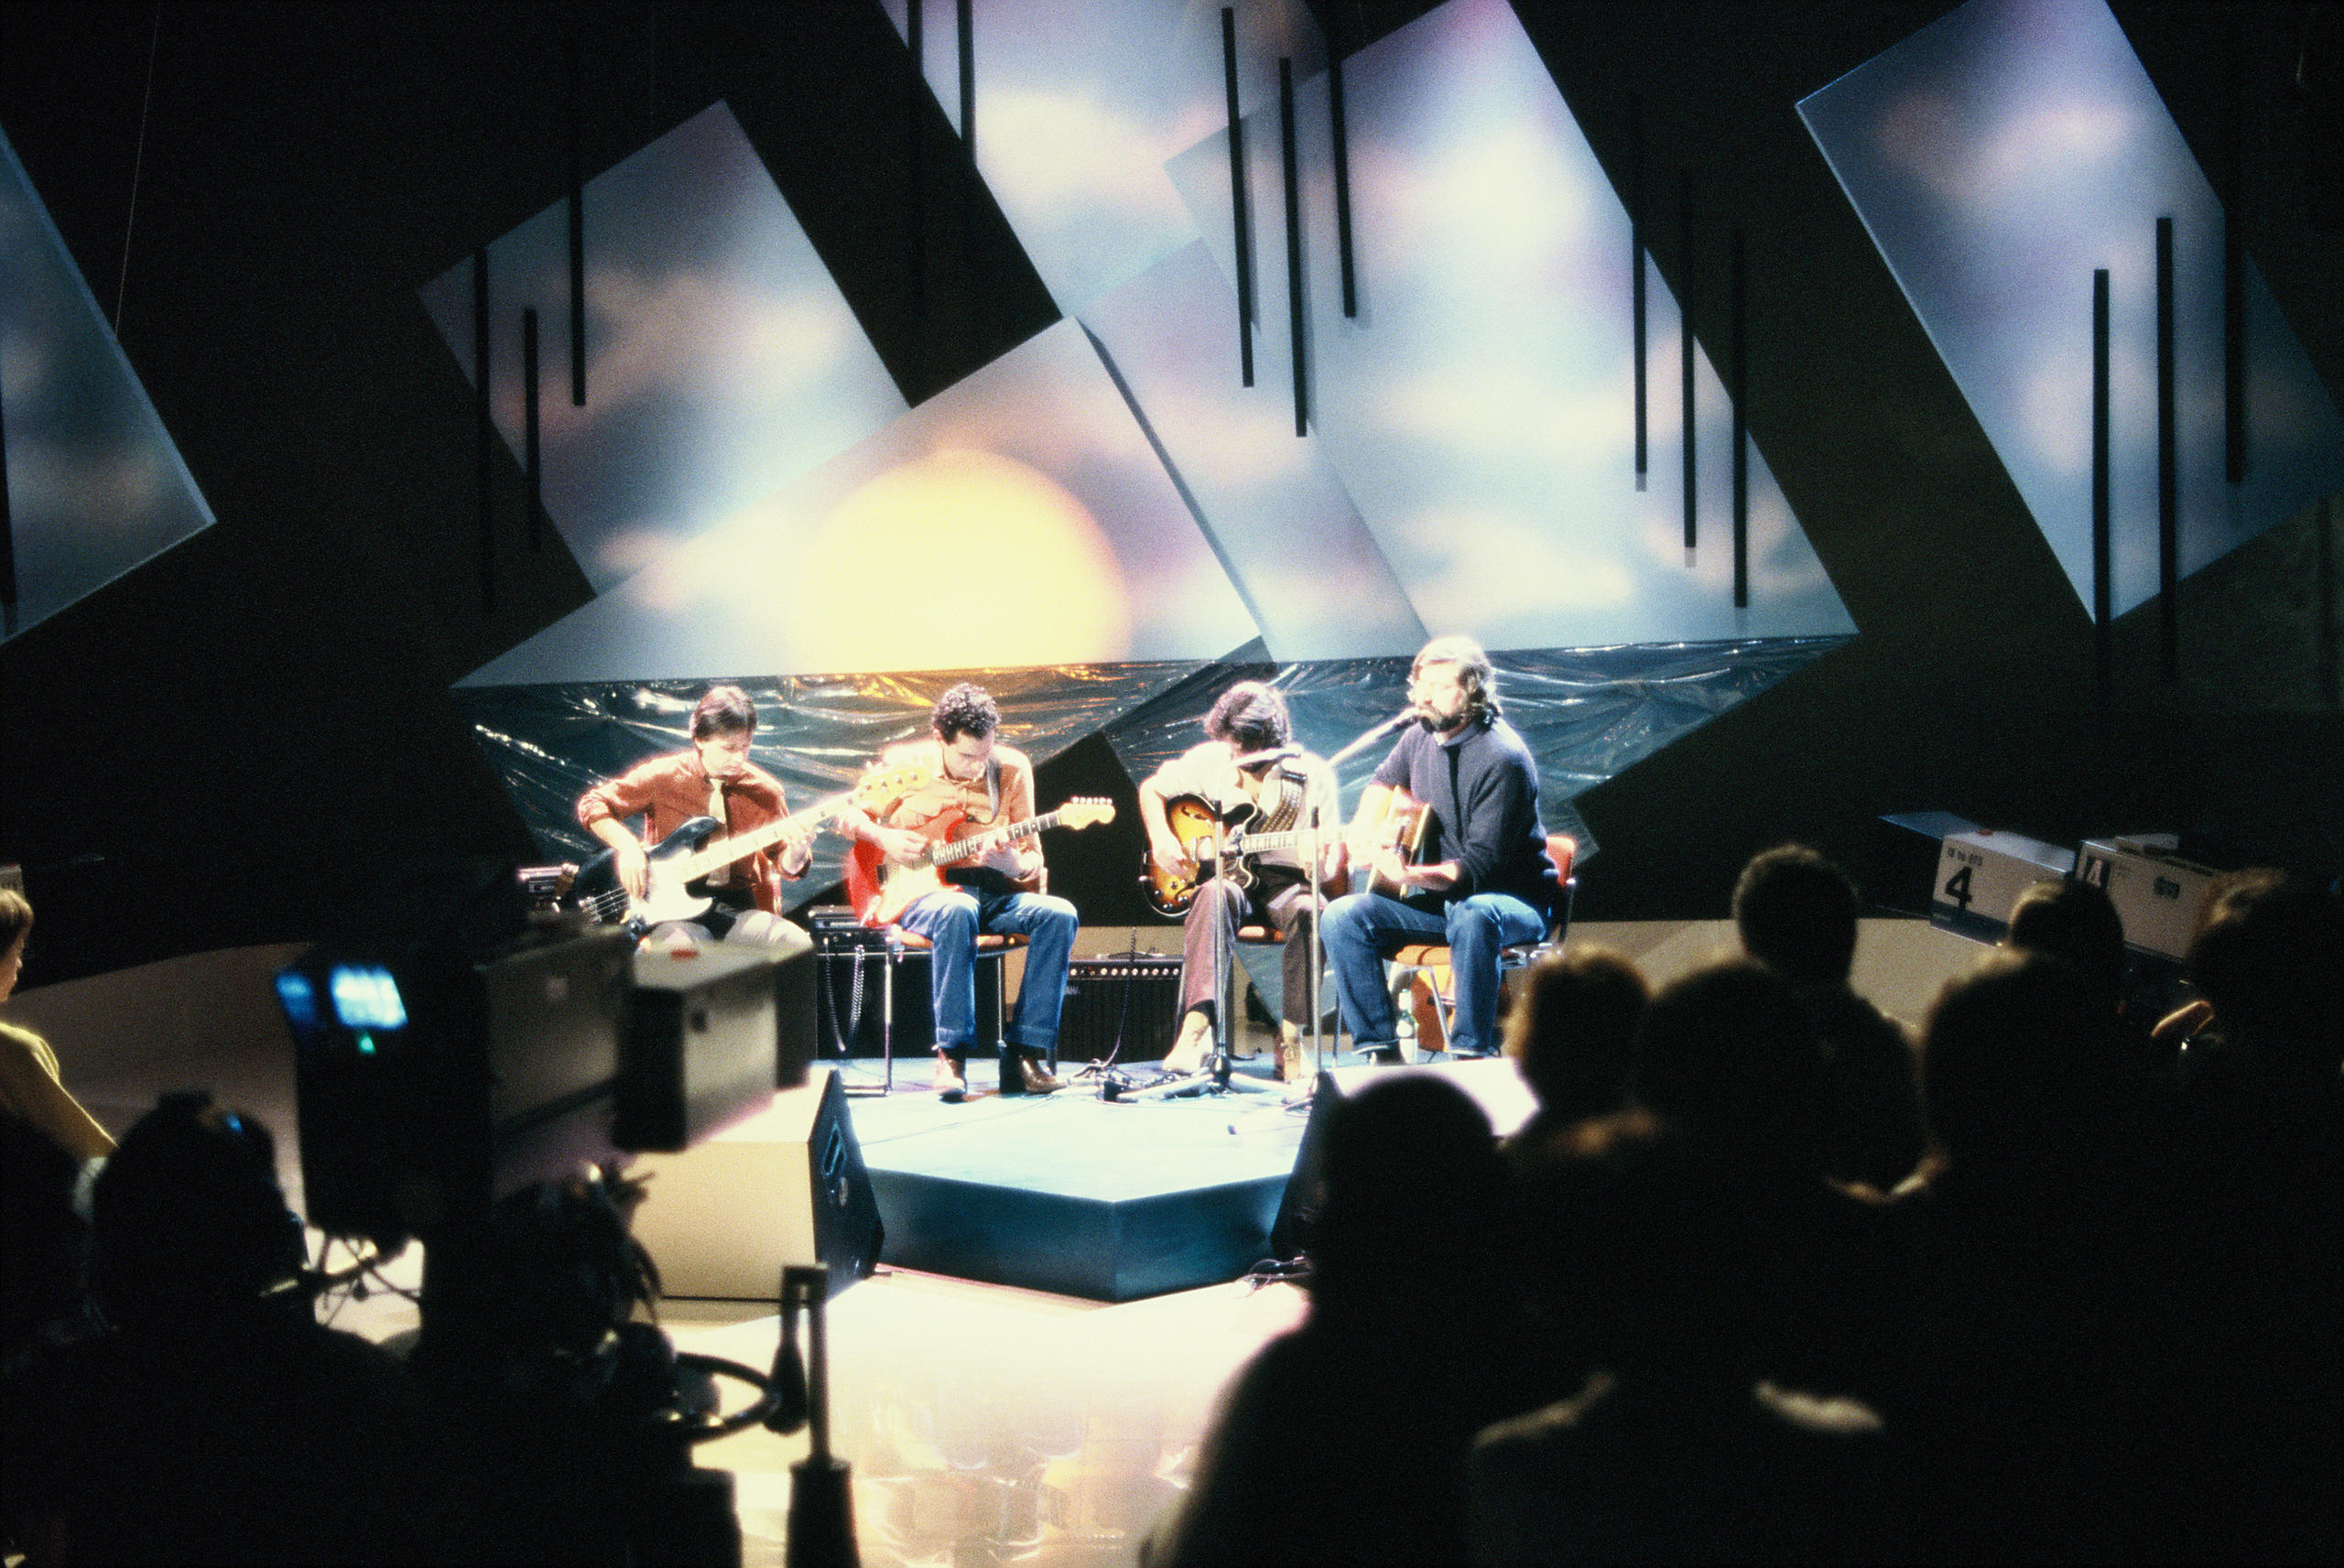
xmin=1322 ymin=637 xmax=1559 ymax=1061
xmin=575 ymin=685 xmax=815 ymax=954
xmin=1138 ymin=682 xmax=1340 ymax=1083
xmin=835 ymin=683 xmax=1075 ymax=1100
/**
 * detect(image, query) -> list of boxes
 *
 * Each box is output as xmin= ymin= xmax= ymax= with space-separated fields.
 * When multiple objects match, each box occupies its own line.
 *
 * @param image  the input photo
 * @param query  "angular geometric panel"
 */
xmin=877 ymin=0 xmax=1324 ymax=315
xmin=1800 ymin=0 xmax=2344 ymax=617
xmin=1080 ymin=242 xmax=1427 ymax=660
xmin=1165 ymin=0 xmax=1857 ymax=652
xmin=2 ymin=128 xmax=214 ymax=641
xmin=418 ymin=102 xmax=907 ymax=590
xmin=457 ymin=318 xmax=1260 ymax=686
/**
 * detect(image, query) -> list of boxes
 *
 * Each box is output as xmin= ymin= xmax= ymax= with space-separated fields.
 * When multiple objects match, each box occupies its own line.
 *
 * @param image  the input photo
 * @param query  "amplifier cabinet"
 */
xmin=1060 ymin=955 xmax=1185 ymax=1065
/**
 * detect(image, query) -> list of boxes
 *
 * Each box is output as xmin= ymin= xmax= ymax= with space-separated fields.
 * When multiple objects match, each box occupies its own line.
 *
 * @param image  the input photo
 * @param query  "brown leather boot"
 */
xmin=1003 ymin=1045 xmax=1061 ymax=1095
xmin=932 ymin=1047 xmax=968 ymax=1102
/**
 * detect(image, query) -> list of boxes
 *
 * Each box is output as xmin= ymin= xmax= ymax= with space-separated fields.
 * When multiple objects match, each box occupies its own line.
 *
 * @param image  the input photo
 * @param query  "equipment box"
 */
xmin=2076 ymin=838 xmax=2224 ymax=961
xmin=1931 ymin=828 xmax=2076 ymax=943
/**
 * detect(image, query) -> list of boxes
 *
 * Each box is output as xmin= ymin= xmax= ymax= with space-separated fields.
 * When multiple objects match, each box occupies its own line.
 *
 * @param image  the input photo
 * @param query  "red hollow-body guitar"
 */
xmin=844 ymin=798 xmax=1115 ymax=926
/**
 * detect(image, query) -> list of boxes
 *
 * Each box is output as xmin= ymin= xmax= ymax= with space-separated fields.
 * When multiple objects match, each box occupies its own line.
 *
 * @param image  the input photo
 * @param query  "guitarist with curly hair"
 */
xmin=836 ymin=683 xmax=1080 ymax=1101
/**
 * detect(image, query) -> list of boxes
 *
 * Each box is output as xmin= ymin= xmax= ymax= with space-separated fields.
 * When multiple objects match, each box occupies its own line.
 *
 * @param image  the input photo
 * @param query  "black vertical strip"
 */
xmin=907 ymin=0 xmax=927 ymax=380
xmin=1680 ymin=170 xmax=1696 ymax=553
xmin=2224 ymin=15 xmax=2245 ymax=482
xmin=474 ymin=249 xmax=495 ymax=615
xmin=1329 ymin=42 xmax=1356 ymax=319
xmin=2156 ymin=218 xmax=2178 ymax=682
xmin=1222 ymin=9 xmax=1254 ymax=387
xmin=0 ymin=373 xmax=16 ymax=636
xmin=957 ymin=0 xmax=974 ymax=157
xmin=1280 ymin=59 xmax=1307 ymax=438
xmin=523 ymin=308 xmax=542 ymax=554
xmin=1631 ymin=96 xmax=1646 ymax=492
xmin=2093 ymin=269 xmax=2112 ymax=705
xmin=568 ymin=36 xmax=586 ymax=407
xmin=1731 ymin=227 xmax=1748 ymax=609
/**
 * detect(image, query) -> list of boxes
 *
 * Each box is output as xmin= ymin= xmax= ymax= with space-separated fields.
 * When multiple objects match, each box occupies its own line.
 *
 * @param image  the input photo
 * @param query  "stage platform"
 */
xmin=833 ymin=1053 xmax=1313 ymax=1303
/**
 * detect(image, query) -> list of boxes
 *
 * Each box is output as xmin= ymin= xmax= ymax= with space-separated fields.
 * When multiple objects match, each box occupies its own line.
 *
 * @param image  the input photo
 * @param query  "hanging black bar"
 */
xmin=2156 ymin=218 xmax=2177 ymax=682
xmin=568 ymin=36 xmax=586 ymax=407
xmin=1680 ymin=170 xmax=1696 ymax=553
xmin=2223 ymin=15 xmax=2245 ymax=481
xmin=1280 ymin=59 xmax=1307 ymax=437
xmin=1 ymin=375 xmax=16 ymax=637
xmin=957 ymin=0 xmax=974 ymax=157
xmin=1222 ymin=8 xmax=1254 ymax=387
xmin=2093 ymin=268 xmax=2112 ymax=704
xmin=474 ymin=249 xmax=495 ymax=615
xmin=1631 ymin=96 xmax=1646 ymax=492
xmin=523 ymin=307 xmax=543 ymax=554
xmin=1329 ymin=41 xmax=1357 ymax=319
xmin=906 ymin=0 xmax=927 ymax=371
xmin=1731 ymin=227 xmax=1748 ymax=609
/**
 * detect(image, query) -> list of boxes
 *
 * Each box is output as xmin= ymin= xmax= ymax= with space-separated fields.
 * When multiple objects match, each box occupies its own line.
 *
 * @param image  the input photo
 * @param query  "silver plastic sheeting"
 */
xmin=1101 ymin=639 xmax=1858 ymax=863
xmin=454 ymin=662 xmax=1206 ymax=910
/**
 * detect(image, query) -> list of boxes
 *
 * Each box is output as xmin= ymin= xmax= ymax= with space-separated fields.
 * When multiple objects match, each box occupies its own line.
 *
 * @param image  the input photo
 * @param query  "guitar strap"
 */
xmin=1256 ymin=767 xmax=1305 ymax=834
xmin=983 ymin=754 xmax=1002 ymax=822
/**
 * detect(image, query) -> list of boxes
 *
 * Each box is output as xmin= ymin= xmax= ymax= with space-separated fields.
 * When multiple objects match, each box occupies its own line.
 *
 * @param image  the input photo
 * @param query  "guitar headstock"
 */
xmin=1058 ymin=798 xmax=1115 ymax=831
xmin=849 ymin=765 xmax=927 ymax=807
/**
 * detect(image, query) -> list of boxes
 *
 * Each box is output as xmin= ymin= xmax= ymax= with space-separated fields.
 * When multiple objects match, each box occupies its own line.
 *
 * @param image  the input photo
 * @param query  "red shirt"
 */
xmin=577 ymin=752 xmax=796 ymax=914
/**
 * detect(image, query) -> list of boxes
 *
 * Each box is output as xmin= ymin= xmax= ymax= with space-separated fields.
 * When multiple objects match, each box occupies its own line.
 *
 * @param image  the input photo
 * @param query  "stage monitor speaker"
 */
xmin=625 ymin=1067 xmax=881 ymax=1302
xmin=1268 ymin=1057 xmax=1537 ymax=1259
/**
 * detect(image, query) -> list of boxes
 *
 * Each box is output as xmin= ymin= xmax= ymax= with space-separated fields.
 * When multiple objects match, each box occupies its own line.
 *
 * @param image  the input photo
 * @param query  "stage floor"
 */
xmin=827 ymin=1051 xmax=1318 ymax=1302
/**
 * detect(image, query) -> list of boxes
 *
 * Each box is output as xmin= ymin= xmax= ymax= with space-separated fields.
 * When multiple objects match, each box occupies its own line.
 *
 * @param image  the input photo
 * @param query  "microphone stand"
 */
xmin=1300 ymin=708 xmax=1418 ymax=1084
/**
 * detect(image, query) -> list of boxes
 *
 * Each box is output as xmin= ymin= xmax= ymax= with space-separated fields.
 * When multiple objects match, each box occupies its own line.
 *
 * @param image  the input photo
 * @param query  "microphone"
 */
xmin=1328 ymin=708 xmax=1423 ymax=767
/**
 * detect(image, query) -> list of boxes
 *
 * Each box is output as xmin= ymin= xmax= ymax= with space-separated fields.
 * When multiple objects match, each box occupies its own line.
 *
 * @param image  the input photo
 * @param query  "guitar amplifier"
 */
xmin=1060 ymin=954 xmax=1185 ymax=1065
xmin=805 ymin=909 xmax=923 ymax=1057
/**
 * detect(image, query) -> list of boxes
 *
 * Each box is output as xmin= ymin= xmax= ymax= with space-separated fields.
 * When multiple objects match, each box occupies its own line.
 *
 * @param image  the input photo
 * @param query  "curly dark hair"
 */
xmin=1205 ymin=681 xmax=1291 ymax=756
xmin=930 ymin=682 xmax=1001 ymax=744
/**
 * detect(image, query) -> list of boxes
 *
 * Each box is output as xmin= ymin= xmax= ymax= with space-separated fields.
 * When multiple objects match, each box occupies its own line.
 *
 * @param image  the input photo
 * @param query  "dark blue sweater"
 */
xmin=1371 ymin=713 xmax=1558 ymax=914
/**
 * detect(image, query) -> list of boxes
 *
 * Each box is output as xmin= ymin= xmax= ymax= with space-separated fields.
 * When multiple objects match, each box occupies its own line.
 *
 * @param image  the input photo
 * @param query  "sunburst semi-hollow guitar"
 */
xmin=845 ymin=797 xmax=1115 ymax=927
xmin=1141 ymin=795 xmax=1345 ymax=917
xmin=568 ymin=767 xmax=922 ymax=933
xmin=1353 ymin=787 xmax=1432 ymax=899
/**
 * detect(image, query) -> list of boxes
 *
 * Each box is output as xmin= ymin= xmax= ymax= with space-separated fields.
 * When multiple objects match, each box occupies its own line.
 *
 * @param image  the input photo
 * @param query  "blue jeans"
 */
xmin=1321 ymin=890 xmax=1546 ymax=1056
xmin=895 ymin=887 xmax=1077 ymax=1053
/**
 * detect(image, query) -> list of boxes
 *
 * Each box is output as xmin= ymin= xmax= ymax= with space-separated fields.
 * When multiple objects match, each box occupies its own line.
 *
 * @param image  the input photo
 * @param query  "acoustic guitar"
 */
xmin=844 ymin=797 xmax=1115 ymax=927
xmin=1352 ymin=787 xmax=1432 ymax=899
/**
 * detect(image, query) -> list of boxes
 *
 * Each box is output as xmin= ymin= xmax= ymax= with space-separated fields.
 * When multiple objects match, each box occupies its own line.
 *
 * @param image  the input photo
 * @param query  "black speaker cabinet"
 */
xmin=1061 ymin=954 xmax=1185 ymax=1064
xmin=625 ymin=1068 xmax=883 ymax=1301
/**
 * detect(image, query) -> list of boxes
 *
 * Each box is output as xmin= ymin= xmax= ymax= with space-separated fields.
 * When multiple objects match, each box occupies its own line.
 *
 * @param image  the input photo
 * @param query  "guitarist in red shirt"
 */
xmin=575 ymin=685 xmax=817 ymax=956
xmin=836 ymin=684 xmax=1078 ymax=1100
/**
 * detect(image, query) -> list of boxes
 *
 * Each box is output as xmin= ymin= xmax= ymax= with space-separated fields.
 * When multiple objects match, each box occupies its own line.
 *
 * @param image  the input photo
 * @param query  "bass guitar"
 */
xmin=845 ymin=797 xmax=1115 ymax=927
xmin=568 ymin=768 xmax=921 ymax=933
xmin=1141 ymin=794 xmax=1342 ymax=917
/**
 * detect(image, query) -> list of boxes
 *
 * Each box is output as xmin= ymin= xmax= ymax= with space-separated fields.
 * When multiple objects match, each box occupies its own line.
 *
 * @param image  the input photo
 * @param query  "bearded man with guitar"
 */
xmin=1321 ymin=637 xmax=1560 ymax=1062
xmin=1137 ymin=681 xmax=1340 ymax=1083
xmin=836 ymin=683 xmax=1081 ymax=1100
xmin=575 ymin=686 xmax=818 ymax=957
